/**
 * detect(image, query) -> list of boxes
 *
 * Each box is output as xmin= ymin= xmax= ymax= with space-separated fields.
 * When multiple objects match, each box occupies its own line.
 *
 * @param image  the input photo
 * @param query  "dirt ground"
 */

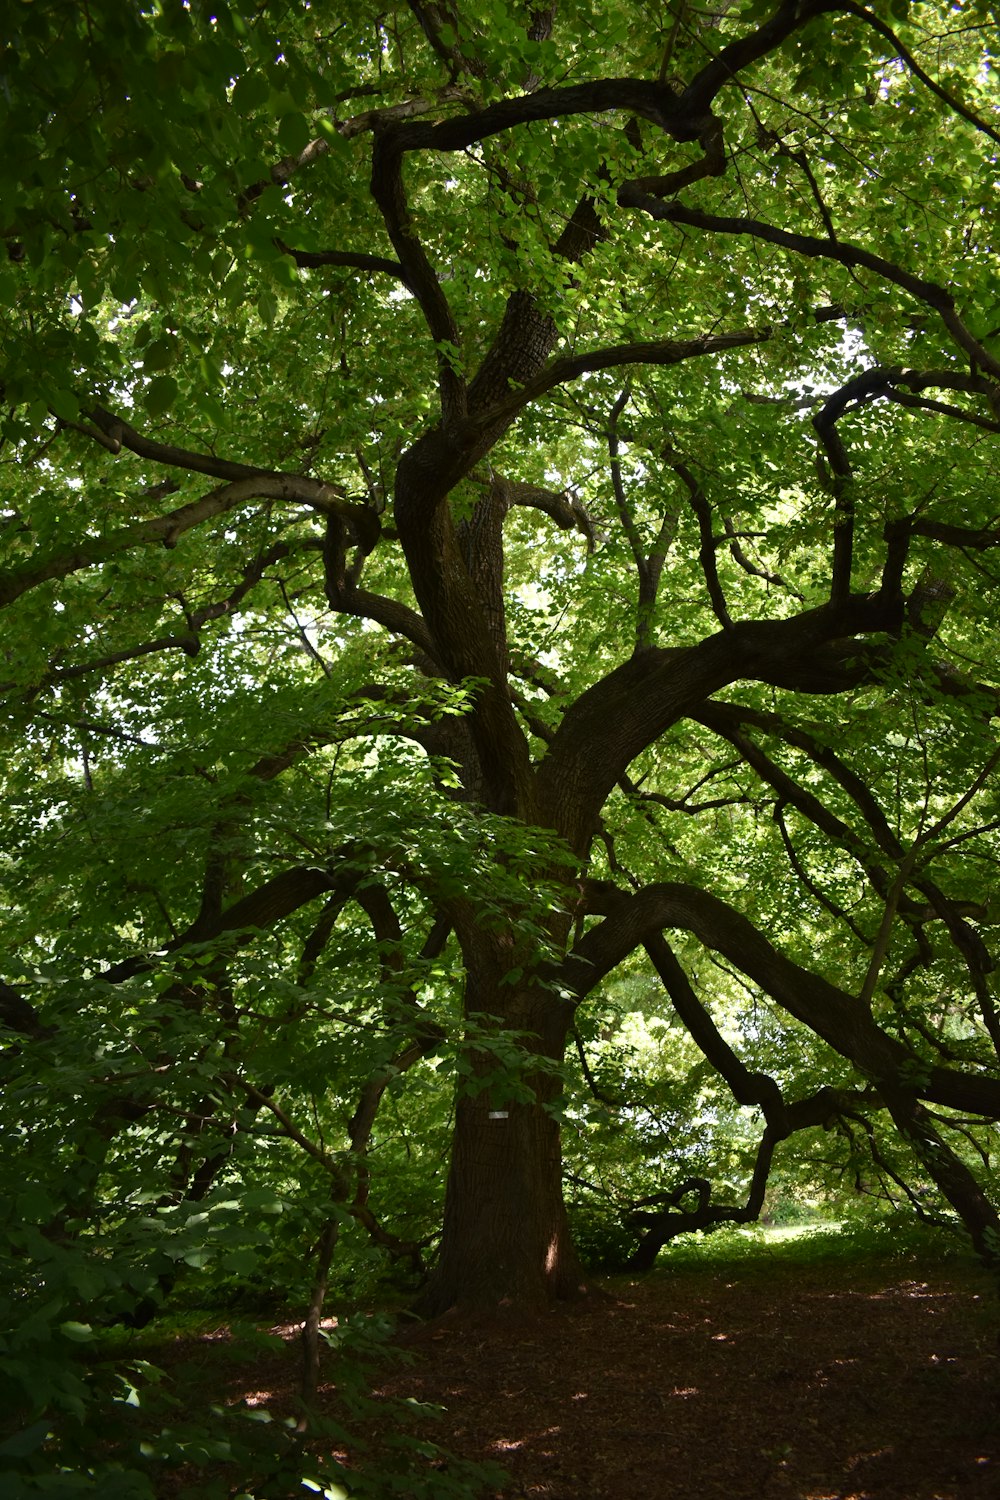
xmin=166 ymin=1248 xmax=1000 ymax=1500
xmin=373 ymin=1256 xmax=1000 ymax=1500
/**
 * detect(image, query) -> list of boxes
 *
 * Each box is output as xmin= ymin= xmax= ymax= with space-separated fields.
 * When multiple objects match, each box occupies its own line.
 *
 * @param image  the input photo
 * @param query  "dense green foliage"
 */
xmin=2 ymin=0 xmax=1000 ymax=1491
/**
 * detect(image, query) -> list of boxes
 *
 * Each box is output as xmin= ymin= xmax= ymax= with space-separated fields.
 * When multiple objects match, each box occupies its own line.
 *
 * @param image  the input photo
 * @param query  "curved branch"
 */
xmin=695 ymin=698 xmax=997 ymax=1037
xmin=238 ymin=85 xmax=471 ymax=198
xmin=389 ymin=79 xmax=697 ymax=153
xmin=561 ymin=879 xmax=1000 ymax=1119
xmin=370 ymin=130 xmax=465 ymax=420
xmin=694 ymin=702 xmax=891 ymax=892
xmin=772 ymin=802 xmax=870 ymax=943
xmin=679 ymin=0 xmax=841 ymax=112
xmin=389 ymin=3 xmax=843 ymax=159
xmin=497 ymin=477 xmax=595 ymax=547
xmin=879 ymin=1085 xmax=1000 ymax=1266
xmin=0 ymin=478 xmax=369 ymax=611
xmin=472 ymin=327 xmax=773 ymax=434
xmin=669 ymin=453 xmax=732 ymax=627
xmin=619 ymin=197 xmax=1000 ymax=380
xmin=275 ymin=240 xmax=414 ymax=290
xmin=885 ymin=389 xmax=1000 ymax=434
xmin=645 ymin=935 xmax=782 ymax=1112
xmin=322 ymin=510 xmax=438 ymax=657
xmin=609 ymin=389 xmax=677 ymax=652
xmin=103 ymin=862 xmax=353 ymax=984
xmin=836 ymin=1 xmax=1000 ymax=149
xmin=722 ymin=517 xmax=804 ymax=597
xmin=82 ymin=405 xmax=296 ymax=483
xmin=3 ymin=540 xmax=322 ymax=695
xmin=696 ymin=698 xmax=998 ymax=1026
xmin=813 ymin=366 xmax=1000 ymax=597
xmin=536 ymin=590 xmax=904 ymax=851
xmin=626 ymin=1080 xmax=869 ymax=1268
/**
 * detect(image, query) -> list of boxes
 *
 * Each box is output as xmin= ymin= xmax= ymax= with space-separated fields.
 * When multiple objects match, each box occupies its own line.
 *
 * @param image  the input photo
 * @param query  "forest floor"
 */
xmin=158 ymin=1235 xmax=1000 ymax=1500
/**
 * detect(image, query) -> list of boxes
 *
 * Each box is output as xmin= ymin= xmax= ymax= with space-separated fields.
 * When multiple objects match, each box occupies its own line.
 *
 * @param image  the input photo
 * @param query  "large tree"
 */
xmin=2 ymin=0 xmax=1000 ymax=1322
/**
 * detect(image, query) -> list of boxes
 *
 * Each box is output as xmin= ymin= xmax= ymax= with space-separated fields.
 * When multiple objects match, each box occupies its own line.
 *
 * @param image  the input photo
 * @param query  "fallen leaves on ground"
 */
xmin=165 ymin=1251 xmax=1000 ymax=1500
xmin=377 ymin=1256 xmax=999 ymax=1499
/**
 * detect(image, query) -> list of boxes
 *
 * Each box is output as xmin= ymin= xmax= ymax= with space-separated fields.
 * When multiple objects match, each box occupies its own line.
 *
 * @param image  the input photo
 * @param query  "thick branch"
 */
xmin=537 ymin=591 xmax=904 ymax=851
xmin=82 ymin=405 xmax=289 ymax=482
xmin=0 ymin=978 xmax=52 ymax=1039
xmin=103 ymin=863 xmax=352 ymax=985
xmin=370 ymin=130 xmax=465 ymax=419
xmin=275 ymin=240 xmax=414 ymax=290
xmin=679 ymin=0 xmax=840 ymax=112
xmin=644 ymin=936 xmax=781 ymax=1112
xmin=562 ymin=880 xmax=1000 ymax=1119
xmin=472 ymin=328 xmax=773 ymax=434
xmin=1 ymin=478 xmax=368 ymax=611
xmin=387 ymin=1 xmax=842 ymax=159
xmin=618 ymin=198 xmax=1000 ymax=380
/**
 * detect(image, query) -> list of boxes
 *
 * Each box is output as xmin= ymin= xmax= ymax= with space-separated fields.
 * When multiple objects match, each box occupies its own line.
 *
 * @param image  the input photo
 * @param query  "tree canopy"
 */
xmin=3 ymin=0 xmax=1000 ymax=1476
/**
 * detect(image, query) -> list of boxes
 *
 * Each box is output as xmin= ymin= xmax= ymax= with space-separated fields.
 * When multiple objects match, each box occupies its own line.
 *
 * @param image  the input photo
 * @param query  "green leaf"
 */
xmin=0 ymin=1422 xmax=53 ymax=1462
xmin=59 ymin=1321 xmax=94 ymax=1342
xmin=182 ymin=1249 xmax=213 ymax=1268
xmin=142 ymin=336 xmax=178 ymax=373
xmin=277 ymin=112 xmax=312 ymax=155
xmin=193 ymin=389 xmax=229 ymax=427
xmin=241 ymin=1188 xmax=284 ymax=1214
xmin=16 ymin=1186 xmax=57 ymax=1223
xmin=232 ymin=71 xmax=272 ymax=115
xmin=220 ymin=1247 xmax=260 ymax=1274
xmin=143 ymin=374 xmax=179 ymax=416
xmin=48 ymin=389 xmax=80 ymax=422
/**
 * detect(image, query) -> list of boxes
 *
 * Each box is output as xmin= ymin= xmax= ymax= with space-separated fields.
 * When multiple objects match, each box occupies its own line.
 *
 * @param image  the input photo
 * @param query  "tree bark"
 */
xmin=418 ymin=1087 xmax=583 ymax=1315
xmin=416 ymin=963 xmax=585 ymax=1316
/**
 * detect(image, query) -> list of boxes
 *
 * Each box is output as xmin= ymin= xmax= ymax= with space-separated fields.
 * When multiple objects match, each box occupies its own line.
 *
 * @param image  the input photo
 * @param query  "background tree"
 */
xmin=2 ymin=0 xmax=1000 ymax=1375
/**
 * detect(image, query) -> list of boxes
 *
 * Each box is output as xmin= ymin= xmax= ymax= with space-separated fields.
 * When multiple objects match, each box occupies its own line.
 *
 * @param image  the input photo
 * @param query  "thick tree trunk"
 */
xmin=417 ymin=1090 xmax=584 ymax=1315
xmin=416 ymin=971 xmax=586 ymax=1316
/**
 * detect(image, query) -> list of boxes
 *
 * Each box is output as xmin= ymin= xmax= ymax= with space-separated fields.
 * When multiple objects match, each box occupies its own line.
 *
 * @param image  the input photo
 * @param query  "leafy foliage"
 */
xmin=2 ymin=0 xmax=1000 ymax=1489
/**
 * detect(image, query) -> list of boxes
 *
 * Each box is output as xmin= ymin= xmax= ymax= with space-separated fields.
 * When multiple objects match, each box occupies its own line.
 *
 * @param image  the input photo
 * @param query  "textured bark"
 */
xmin=417 ymin=953 xmax=584 ymax=1315
xmin=418 ymin=1084 xmax=584 ymax=1315
xmin=880 ymin=1087 xmax=1000 ymax=1267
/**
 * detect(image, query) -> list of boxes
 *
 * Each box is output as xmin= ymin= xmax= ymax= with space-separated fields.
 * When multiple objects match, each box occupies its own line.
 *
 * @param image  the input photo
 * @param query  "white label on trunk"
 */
xmin=488 ymin=1110 xmax=509 ymax=1119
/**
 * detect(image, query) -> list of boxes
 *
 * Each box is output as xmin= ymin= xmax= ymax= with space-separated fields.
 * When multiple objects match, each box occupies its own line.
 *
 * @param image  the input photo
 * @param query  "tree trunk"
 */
xmin=416 ymin=970 xmax=586 ymax=1316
